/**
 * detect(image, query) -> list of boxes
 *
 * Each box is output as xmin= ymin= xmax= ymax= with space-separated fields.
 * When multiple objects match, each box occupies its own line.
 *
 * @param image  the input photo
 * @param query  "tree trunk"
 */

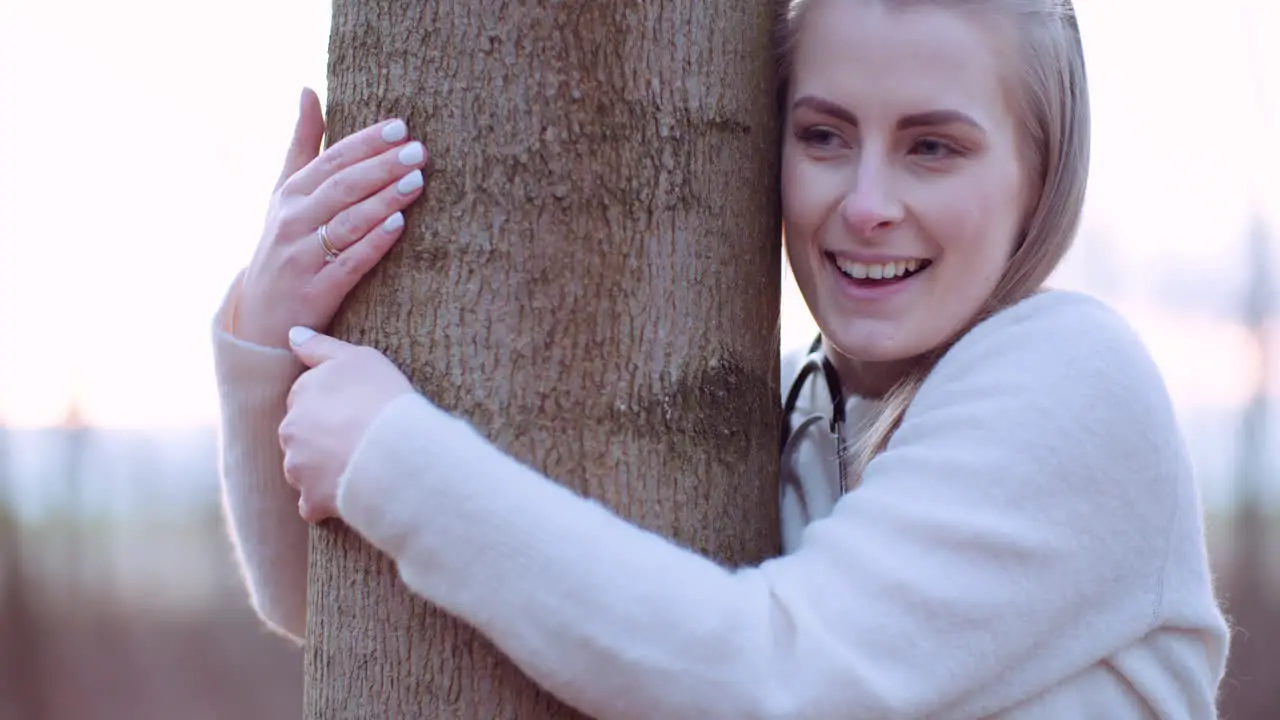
xmin=305 ymin=1 xmax=782 ymax=717
xmin=0 ymin=428 xmax=48 ymax=720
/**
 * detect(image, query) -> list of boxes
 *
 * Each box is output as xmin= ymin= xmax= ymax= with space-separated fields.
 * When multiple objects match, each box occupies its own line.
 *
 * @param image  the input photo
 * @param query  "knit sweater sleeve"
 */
xmin=211 ymin=272 xmax=309 ymax=644
xmin=333 ymin=292 xmax=1196 ymax=719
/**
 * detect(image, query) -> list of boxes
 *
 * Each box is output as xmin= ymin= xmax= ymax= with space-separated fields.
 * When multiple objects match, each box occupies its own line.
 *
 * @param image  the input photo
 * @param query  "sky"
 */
xmin=0 ymin=0 xmax=1277 ymax=430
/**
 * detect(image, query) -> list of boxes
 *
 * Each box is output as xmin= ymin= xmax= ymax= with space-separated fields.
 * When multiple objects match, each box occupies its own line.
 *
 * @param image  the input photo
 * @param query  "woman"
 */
xmin=215 ymin=0 xmax=1230 ymax=716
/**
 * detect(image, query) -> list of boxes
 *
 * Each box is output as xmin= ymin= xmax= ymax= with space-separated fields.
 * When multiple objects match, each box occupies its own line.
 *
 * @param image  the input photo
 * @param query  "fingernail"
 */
xmin=397 ymin=141 xmax=424 ymax=165
xmin=397 ymin=170 xmax=424 ymax=194
xmin=383 ymin=212 xmax=405 ymax=232
xmin=289 ymin=326 xmax=316 ymax=347
xmin=382 ymin=119 xmax=408 ymax=143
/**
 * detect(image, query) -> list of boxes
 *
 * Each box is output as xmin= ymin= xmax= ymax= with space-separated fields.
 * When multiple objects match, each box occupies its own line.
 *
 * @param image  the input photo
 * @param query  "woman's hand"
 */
xmin=279 ymin=326 xmax=415 ymax=523
xmin=234 ymin=87 xmax=430 ymax=348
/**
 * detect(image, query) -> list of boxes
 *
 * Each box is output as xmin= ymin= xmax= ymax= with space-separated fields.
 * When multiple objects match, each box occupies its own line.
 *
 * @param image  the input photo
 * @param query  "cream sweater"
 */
xmin=214 ymin=278 xmax=1229 ymax=719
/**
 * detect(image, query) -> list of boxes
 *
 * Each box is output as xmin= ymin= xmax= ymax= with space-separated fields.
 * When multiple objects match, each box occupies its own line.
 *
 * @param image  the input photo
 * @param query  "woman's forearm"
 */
xmin=213 ymin=284 xmax=311 ymax=643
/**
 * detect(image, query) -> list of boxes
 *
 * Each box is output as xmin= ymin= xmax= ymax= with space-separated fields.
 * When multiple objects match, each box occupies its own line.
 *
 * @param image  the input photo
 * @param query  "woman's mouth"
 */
xmin=827 ymin=253 xmax=933 ymax=289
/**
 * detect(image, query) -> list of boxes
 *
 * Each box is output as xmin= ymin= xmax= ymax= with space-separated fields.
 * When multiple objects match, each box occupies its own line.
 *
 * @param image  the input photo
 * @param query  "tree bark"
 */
xmin=305 ymin=1 xmax=782 ymax=717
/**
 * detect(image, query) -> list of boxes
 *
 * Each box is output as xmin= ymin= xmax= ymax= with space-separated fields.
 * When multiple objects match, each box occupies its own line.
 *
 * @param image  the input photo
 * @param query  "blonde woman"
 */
xmin=215 ymin=0 xmax=1230 ymax=716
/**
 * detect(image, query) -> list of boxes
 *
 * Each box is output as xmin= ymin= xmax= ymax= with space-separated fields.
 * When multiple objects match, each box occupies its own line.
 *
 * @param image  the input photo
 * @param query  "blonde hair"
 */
xmin=776 ymin=0 xmax=1092 ymax=486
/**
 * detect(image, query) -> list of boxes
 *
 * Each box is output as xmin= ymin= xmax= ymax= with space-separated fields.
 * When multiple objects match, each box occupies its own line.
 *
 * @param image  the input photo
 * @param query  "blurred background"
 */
xmin=0 ymin=0 xmax=1277 ymax=717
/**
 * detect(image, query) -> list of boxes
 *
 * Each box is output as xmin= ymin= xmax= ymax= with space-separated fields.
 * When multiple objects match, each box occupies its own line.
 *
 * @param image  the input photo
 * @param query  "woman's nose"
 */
xmin=839 ymin=161 xmax=905 ymax=238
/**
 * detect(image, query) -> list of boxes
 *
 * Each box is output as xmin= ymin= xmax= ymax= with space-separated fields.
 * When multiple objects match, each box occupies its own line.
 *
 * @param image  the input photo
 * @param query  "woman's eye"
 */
xmin=911 ymin=137 xmax=959 ymax=158
xmin=796 ymin=126 xmax=843 ymax=148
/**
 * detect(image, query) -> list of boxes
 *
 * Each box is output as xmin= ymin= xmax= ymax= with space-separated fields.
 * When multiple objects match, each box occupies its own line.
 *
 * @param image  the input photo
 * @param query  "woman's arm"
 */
xmin=333 ymin=292 xmax=1213 ymax=719
xmin=211 ymin=89 xmax=430 ymax=642
xmin=213 ymin=273 xmax=310 ymax=643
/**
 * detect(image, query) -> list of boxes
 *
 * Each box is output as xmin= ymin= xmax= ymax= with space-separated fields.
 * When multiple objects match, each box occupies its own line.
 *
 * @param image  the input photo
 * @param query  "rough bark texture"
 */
xmin=305 ymin=1 xmax=782 ymax=717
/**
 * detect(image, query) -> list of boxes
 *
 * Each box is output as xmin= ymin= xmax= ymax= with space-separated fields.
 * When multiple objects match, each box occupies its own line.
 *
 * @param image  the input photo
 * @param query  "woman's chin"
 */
xmin=829 ymin=343 xmax=914 ymax=367
xmin=817 ymin=333 xmax=923 ymax=397
xmin=818 ymin=319 xmax=921 ymax=365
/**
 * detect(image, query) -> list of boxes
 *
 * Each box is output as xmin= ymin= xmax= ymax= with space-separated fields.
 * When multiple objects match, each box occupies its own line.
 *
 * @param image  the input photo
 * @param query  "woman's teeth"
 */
xmin=833 ymin=257 xmax=926 ymax=280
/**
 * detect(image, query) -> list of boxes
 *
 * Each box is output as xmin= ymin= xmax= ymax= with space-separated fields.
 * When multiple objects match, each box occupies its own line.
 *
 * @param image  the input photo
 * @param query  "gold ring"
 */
xmin=317 ymin=224 xmax=340 ymax=263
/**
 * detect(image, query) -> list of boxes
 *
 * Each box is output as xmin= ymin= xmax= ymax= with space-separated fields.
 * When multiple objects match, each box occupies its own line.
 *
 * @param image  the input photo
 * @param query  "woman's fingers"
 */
xmin=283 ymin=115 xmax=412 ymax=198
xmin=317 ymin=211 xmax=409 ymax=297
xmin=315 ymin=156 xmax=427 ymax=253
xmin=275 ymin=88 xmax=326 ymax=192
xmin=298 ymin=141 xmax=428 ymax=233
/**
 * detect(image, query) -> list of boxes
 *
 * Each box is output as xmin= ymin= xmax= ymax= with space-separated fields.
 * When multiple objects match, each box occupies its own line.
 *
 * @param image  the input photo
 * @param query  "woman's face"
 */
xmin=782 ymin=0 xmax=1031 ymax=391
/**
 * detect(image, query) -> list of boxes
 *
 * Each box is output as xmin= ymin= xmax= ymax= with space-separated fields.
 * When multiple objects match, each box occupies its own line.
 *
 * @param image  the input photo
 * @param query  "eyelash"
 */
xmin=794 ymin=125 xmax=965 ymax=159
xmin=910 ymin=137 xmax=962 ymax=158
xmin=795 ymin=126 xmax=843 ymax=147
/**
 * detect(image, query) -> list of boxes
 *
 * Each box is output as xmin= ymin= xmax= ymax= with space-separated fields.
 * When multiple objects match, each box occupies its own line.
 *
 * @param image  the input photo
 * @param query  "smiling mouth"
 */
xmin=827 ymin=253 xmax=933 ymax=285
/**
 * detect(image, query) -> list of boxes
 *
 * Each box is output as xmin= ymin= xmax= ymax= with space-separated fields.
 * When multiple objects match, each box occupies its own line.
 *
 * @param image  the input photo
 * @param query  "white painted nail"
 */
xmin=289 ymin=326 xmax=316 ymax=347
xmin=397 ymin=141 xmax=424 ymax=165
xmin=381 ymin=119 xmax=407 ymax=143
xmin=397 ymin=170 xmax=424 ymax=194
xmin=383 ymin=212 xmax=405 ymax=231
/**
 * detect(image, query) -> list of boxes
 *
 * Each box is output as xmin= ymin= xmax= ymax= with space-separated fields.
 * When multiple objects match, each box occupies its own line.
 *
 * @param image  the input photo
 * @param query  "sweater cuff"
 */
xmin=211 ymin=270 xmax=312 ymax=640
xmin=335 ymin=393 xmax=481 ymax=560
xmin=334 ymin=392 xmax=584 ymax=595
xmin=211 ymin=270 xmax=303 ymax=397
